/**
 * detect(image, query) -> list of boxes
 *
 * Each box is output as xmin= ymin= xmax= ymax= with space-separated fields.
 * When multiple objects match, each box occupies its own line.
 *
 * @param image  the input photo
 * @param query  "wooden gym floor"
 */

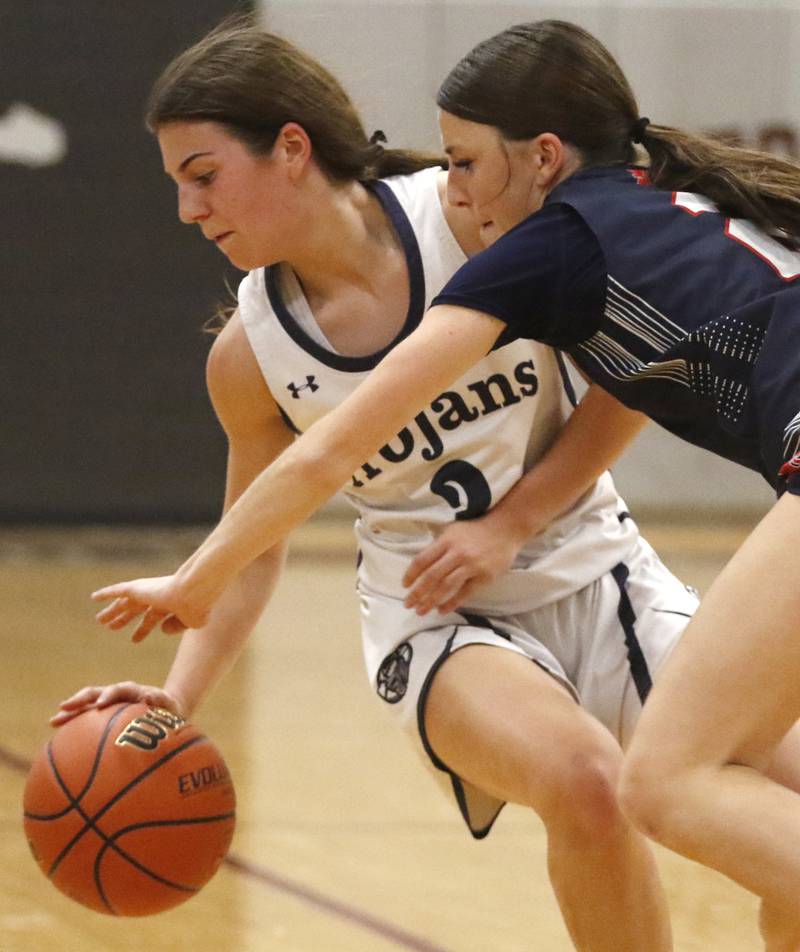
xmin=0 ymin=516 xmax=768 ymax=951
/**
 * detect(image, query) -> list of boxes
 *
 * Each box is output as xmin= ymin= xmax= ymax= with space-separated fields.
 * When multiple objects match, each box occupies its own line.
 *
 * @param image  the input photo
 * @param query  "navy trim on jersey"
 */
xmin=263 ymin=179 xmax=426 ymax=372
xmin=275 ymin=401 xmax=302 ymax=435
xmin=610 ymin=563 xmax=652 ymax=703
xmin=554 ymin=350 xmax=579 ymax=408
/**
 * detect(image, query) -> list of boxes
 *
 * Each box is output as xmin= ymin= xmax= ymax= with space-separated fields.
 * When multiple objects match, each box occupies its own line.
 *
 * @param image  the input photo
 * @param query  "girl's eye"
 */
xmin=195 ymin=171 xmax=215 ymax=186
xmin=452 ymin=160 xmax=472 ymax=171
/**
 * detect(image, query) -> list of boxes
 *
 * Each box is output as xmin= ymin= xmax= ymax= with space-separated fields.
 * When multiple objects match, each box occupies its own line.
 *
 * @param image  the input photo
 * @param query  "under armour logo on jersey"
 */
xmin=287 ymin=376 xmax=319 ymax=399
xmin=376 ymin=643 xmax=413 ymax=704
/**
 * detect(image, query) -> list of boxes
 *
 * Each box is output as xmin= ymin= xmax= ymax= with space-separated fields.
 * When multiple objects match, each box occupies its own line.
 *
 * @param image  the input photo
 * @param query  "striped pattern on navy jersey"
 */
xmin=577 ymin=275 xmax=687 ymax=385
xmin=577 ymin=275 xmax=767 ymax=426
xmin=783 ymin=409 xmax=800 ymax=461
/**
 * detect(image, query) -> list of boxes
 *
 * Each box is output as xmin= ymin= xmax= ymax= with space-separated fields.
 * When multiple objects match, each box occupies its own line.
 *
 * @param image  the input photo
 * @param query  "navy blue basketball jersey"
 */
xmin=433 ymin=165 xmax=800 ymax=492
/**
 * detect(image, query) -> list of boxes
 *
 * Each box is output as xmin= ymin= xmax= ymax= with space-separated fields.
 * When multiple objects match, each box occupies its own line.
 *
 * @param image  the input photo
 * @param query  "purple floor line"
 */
xmin=4 ymin=744 xmax=450 ymax=952
xmin=224 ymin=853 xmax=449 ymax=952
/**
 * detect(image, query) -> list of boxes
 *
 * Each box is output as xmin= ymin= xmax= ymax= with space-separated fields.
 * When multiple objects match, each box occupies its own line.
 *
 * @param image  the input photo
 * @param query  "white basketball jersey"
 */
xmin=239 ymin=167 xmax=638 ymax=612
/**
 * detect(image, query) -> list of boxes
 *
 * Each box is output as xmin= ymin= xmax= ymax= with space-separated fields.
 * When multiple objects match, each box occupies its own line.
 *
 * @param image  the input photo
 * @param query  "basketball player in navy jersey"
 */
xmin=66 ymin=18 xmax=800 ymax=948
xmin=85 ymin=20 xmax=800 ymax=946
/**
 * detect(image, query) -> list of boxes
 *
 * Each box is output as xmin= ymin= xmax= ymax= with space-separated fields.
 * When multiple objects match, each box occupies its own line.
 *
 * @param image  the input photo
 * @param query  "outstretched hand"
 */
xmin=50 ymin=682 xmax=183 ymax=727
xmin=402 ymin=517 xmax=524 ymax=615
xmin=91 ymin=574 xmax=208 ymax=643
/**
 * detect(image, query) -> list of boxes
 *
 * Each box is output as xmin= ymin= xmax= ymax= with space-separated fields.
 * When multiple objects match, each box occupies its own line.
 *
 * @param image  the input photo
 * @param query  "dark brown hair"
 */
xmin=438 ymin=20 xmax=800 ymax=248
xmin=147 ymin=15 xmax=444 ymax=182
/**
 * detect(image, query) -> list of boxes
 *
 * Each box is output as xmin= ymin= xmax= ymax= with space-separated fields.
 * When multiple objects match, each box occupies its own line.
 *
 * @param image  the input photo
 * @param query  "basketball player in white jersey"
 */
xmin=58 ymin=20 xmax=696 ymax=950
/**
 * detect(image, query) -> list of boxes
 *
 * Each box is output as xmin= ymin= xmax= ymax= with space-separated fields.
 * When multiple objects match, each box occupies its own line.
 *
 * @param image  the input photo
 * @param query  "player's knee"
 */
xmin=539 ymin=745 xmax=625 ymax=840
xmin=618 ymin=749 xmax=680 ymax=846
xmin=758 ymin=898 xmax=800 ymax=950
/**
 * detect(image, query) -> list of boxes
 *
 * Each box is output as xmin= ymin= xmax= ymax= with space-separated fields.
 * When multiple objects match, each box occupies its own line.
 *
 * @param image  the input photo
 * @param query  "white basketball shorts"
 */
xmin=358 ymin=536 xmax=698 ymax=837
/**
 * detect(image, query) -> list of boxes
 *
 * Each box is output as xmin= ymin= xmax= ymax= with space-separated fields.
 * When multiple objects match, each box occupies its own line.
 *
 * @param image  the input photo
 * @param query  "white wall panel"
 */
xmin=439 ymin=4 xmax=613 ymax=79
xmin=616 ymin=8 xmax=795 ymax=133
xmin=261 ymin=0 xmax=441 ymax=149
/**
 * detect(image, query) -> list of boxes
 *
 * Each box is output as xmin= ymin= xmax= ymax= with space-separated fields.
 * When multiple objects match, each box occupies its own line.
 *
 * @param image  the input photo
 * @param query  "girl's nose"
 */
xmin=177 ymin=187 xmax=209 ymax=224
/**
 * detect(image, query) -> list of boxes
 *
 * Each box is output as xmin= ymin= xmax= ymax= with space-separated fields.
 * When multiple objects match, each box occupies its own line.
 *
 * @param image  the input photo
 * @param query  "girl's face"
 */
xmin=439 ymin=111 xmax=569 ymax=247
xmin=158 ymin=121 xmax=299 ymax=271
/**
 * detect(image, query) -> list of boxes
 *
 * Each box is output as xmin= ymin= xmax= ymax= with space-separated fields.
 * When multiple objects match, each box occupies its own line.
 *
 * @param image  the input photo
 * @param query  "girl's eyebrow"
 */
xmin=177 ymin=151 xmax=213 ymax=173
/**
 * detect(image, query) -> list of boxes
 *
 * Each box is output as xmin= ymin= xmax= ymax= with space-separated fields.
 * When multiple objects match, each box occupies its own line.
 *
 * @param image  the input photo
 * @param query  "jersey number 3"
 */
xmin=673 ymin=191 xmax=800 ymax=280
xmin=430 ymin=460 xmax=492 ymax=520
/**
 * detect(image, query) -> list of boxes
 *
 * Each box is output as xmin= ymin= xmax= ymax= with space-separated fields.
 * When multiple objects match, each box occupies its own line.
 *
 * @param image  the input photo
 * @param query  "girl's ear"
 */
xmin=530 ymin=132 xmax=569 ymax=186
xmin=273 ymin=122 xmax=313 ymax=179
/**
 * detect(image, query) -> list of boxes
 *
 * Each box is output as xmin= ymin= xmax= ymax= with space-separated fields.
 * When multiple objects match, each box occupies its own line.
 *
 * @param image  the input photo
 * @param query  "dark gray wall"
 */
xmin=1 ymin=3 xmax=250 ymax=522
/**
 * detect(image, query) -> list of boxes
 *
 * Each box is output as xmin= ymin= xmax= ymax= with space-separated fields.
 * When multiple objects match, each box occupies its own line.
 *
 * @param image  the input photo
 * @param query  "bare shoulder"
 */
xmin=436 ymin=169 xmax=484 ymax=257
xmin=206 ymin=311 xmax=284 ymax=439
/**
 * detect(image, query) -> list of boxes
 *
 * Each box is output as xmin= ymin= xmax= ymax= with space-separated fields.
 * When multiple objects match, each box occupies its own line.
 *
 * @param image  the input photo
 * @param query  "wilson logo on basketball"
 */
xmin=177 ymin=763 xmax=232 ymax=796
xmin=114 ymin=707 xmax=186 ymax=751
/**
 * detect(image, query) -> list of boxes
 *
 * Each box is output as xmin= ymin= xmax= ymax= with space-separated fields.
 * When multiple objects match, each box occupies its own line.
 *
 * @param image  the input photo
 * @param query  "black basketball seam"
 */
xmin=45 ymin=734 xmax=207 ymax=880
xmin=24 ymin=703 xmax=135 ymax=822
xmin=93 ymin=814 xmax=236 ymax=913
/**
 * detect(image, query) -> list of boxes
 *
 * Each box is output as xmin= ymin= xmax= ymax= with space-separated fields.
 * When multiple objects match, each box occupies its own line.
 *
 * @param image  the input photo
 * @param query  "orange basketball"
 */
xmin=22 ymin=702 xmax=236 ymax=916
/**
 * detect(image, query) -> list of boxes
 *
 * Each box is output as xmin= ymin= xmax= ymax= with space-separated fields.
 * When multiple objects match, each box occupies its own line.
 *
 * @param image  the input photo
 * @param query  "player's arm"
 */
xmin=53 ymin=312 xmax=295 ymax=721
xmin=89 ymin=305 xmax=503 ymax=639
xmin=403 ymin=384 xmax=648 ymax=614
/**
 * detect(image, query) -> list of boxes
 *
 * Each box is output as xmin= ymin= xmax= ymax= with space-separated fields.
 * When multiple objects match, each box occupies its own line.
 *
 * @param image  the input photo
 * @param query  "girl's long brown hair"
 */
xmin=147 ymin=15 xmax=444 ymax=182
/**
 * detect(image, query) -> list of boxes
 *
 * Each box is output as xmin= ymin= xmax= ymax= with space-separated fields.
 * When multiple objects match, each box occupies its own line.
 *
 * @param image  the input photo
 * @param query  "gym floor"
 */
xmin=1 ymin=516 xmax=763 ymax=951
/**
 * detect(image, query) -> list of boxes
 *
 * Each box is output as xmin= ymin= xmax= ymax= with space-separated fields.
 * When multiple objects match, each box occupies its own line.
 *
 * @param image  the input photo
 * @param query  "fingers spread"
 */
xmin=95 ymin=596 xmax=150 ymax=632
xmin=410 ymin=565 xmax=474 ymax=616
xmin=50 ymin=685 xmax=104 ymax=726
xmin=95 ymin=597 xmax=129 ymax=624
xmin=439 ymin=578 xmax=480 ymax=615
xmin=402 ymin=540 xmax=446 ymax=587
xmin=50 ymin=681 xmax=140 ymax=727
xmin=404 ymin=551 xmax=461 ymax=610
xmin=91 ymin=584 xmax=131 ymax=603
xmin=161 ymin=614 xmax=187 ymax=636
xmin=131 ymin=607 xmax=168 ymax=644
xmin=57 ymin=685 xmax=103 ymax=710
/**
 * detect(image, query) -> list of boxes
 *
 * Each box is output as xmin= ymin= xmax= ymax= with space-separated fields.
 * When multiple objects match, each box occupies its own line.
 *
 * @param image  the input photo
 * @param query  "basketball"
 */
xmin=22 ymin=702 xmax=236 ymax=916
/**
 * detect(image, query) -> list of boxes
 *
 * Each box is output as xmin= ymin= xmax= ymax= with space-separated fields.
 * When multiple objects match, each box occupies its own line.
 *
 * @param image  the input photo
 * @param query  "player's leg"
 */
xmin=620 ymin=491 xmax=800 ymax=911
xmin=424 ymin=644 xmax=671 ymax=952
xmin=745 ymin=723 xmax=800 ymax=950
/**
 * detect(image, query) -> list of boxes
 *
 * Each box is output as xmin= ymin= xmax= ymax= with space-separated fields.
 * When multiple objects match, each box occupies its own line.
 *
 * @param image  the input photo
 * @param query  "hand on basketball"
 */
xmin=50 ymin=682 xmax=183 ymax=727
xmin=403 ymin=517 xmax=522 ymax=615
xmin=91 ymin=573 xmax=211 ymax=642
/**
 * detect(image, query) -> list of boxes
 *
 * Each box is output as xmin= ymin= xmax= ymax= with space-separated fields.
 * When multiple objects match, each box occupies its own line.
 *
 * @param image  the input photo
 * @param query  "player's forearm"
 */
xmin=174 ymin=441 xmax=345 ymax=611
xmin=485 ymin=384 xmax=647 ymax=541
xmin=175 ymin=306 xmax=501 ymax=601
xmin=164 ymin=545 xmax=287 ymax=718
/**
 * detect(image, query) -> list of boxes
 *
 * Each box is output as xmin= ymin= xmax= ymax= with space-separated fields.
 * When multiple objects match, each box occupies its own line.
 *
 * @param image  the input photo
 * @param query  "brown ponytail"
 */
xmin=636 ymin=125 xmax=800 ymax=249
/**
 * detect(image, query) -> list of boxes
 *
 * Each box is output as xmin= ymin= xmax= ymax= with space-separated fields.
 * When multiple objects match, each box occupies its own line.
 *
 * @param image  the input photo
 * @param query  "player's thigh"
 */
xmin=630 ymin=493 xmax=800 ymax=771
xmin=764 ymin=719 xmax=800 ymax=792
xmin=424 ymin=644 xmax=624 ymax=814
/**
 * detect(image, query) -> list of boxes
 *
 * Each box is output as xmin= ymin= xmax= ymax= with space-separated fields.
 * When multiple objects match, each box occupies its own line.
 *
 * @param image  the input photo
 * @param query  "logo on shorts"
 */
xmin=376 ymin=642 xmax=413 ymax=704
